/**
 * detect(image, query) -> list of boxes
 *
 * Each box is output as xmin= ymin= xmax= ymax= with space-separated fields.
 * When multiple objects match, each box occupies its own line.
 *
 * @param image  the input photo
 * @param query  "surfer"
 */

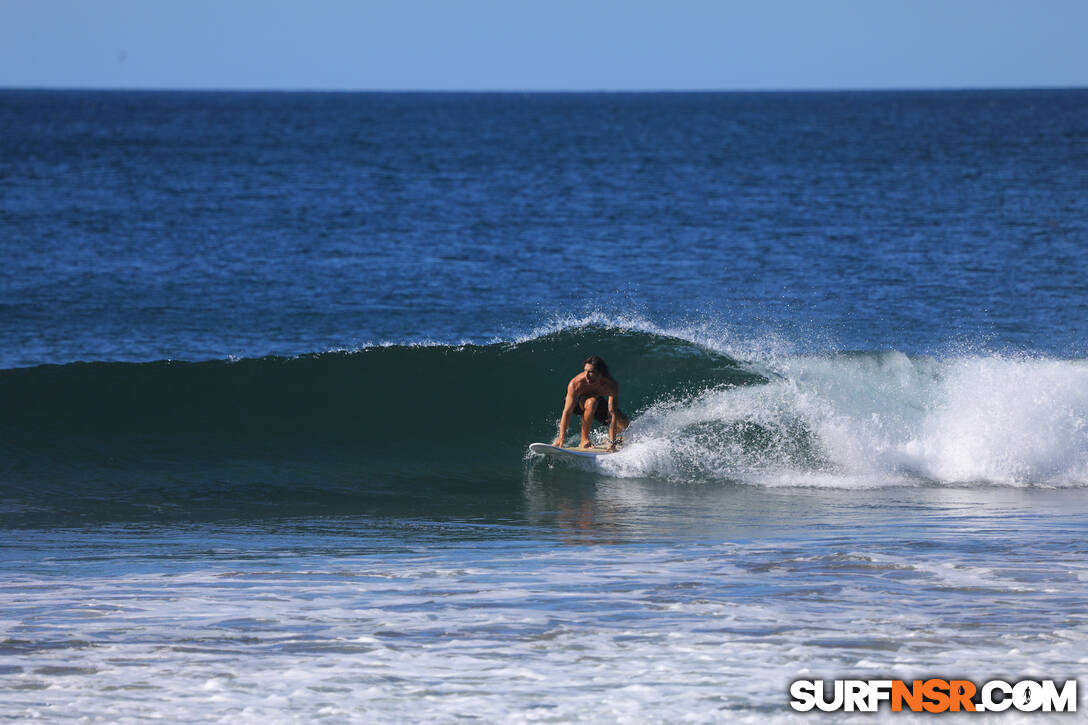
xmin=553 ymin=355 xmax=630 ymax=451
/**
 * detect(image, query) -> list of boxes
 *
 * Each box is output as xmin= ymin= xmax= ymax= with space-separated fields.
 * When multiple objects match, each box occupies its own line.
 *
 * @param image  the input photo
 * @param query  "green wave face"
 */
xmin=0 ymin=326 xmax=760 ymax=512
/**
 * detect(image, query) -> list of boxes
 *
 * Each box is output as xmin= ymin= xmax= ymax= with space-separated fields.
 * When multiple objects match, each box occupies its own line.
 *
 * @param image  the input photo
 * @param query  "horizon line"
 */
xmin=3 ymin=84 xmax=1087 ymax=95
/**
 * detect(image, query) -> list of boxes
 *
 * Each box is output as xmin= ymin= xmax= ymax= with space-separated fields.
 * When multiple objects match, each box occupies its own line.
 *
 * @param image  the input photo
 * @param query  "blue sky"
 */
xmin=2 ymin=0 xmax=1086 ymax=91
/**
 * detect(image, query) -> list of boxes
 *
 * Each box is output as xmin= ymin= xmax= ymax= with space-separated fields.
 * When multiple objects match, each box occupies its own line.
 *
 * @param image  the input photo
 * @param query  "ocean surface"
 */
xmin=2 ymin=89 xmax=1087 ymax=722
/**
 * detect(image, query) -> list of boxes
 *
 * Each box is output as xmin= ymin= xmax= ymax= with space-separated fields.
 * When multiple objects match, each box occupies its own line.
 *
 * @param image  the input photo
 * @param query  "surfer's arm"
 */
xmin=554 ymin=387 xmax=577 ymax=447
xmin=607 ymin=394 xmax=619 ymax=450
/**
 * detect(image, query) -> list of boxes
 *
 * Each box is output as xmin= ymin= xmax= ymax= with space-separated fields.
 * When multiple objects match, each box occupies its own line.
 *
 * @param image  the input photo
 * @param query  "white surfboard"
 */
xmin=529 ymin=442 xmax=614 ymax=459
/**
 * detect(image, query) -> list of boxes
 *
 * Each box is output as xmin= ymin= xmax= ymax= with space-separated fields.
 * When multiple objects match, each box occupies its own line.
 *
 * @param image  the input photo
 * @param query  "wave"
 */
xmin=0 ymin=325 xmax=756 ymax=518
xmin=3 ymin=323 xmax=1087 ymax=523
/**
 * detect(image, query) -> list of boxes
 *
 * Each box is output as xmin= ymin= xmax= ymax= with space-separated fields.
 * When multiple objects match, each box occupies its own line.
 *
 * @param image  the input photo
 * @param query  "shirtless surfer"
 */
xmin=553 ymin=355 xmax=630 ymax=451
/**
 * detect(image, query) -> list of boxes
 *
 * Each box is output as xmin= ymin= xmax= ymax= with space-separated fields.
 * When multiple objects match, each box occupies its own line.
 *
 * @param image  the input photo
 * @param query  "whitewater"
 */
xmin=601 ymin=343 xmax=1088 ymax=489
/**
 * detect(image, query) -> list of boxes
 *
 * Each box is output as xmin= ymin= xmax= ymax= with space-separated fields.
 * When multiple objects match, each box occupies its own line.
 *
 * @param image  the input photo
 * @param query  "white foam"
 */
xmin=3 ymin=531 xmax=1084 ymax=724
xmin=603 ymin=352 xmax=1088 ymax=488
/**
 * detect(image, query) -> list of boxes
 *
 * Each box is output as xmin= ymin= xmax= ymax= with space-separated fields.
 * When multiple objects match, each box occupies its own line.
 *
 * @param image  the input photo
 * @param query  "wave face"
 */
xmin=0 ymin=325 xmax=755 ymax=521
xmin=3 ymin=324 xmax=1087 ymax=523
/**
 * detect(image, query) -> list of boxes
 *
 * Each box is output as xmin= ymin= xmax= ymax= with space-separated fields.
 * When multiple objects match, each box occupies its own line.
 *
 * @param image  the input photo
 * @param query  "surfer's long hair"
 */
xmin=583 ymin=355 xmax=611 ymax=378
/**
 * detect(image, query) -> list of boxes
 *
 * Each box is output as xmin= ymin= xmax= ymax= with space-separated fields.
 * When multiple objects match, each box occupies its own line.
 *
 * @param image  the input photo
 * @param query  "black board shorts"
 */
xmin=574 ymin=396 xmax=611 ymax=424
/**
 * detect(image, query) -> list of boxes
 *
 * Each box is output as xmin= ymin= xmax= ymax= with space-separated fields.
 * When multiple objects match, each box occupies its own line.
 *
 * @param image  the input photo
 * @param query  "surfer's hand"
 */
xmin=552 ymin=437 xmax=563 ymax=448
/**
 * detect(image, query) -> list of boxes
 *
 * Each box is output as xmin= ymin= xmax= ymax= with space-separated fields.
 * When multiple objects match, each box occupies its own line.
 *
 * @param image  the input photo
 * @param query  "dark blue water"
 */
xmin=2 ymin=90 xmax=1087 ymax=722
xmin=3 ymin=90 xmax=1086 ymax=369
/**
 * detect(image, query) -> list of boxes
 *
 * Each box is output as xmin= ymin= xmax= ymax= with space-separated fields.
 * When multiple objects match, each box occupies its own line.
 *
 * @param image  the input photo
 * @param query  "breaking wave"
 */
xmin=3 ymin=320 xmax=1086 ymax=524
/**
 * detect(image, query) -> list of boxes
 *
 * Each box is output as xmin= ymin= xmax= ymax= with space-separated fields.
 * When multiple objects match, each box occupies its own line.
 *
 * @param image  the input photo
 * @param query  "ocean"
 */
xmin=2 ymin=89 xmax=1087 ymax=722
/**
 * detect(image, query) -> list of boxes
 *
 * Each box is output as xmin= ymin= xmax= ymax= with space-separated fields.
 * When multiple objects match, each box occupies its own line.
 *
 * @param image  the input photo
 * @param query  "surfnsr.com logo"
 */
xmin=790 ymin=679 xmax=1077 ymax=713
